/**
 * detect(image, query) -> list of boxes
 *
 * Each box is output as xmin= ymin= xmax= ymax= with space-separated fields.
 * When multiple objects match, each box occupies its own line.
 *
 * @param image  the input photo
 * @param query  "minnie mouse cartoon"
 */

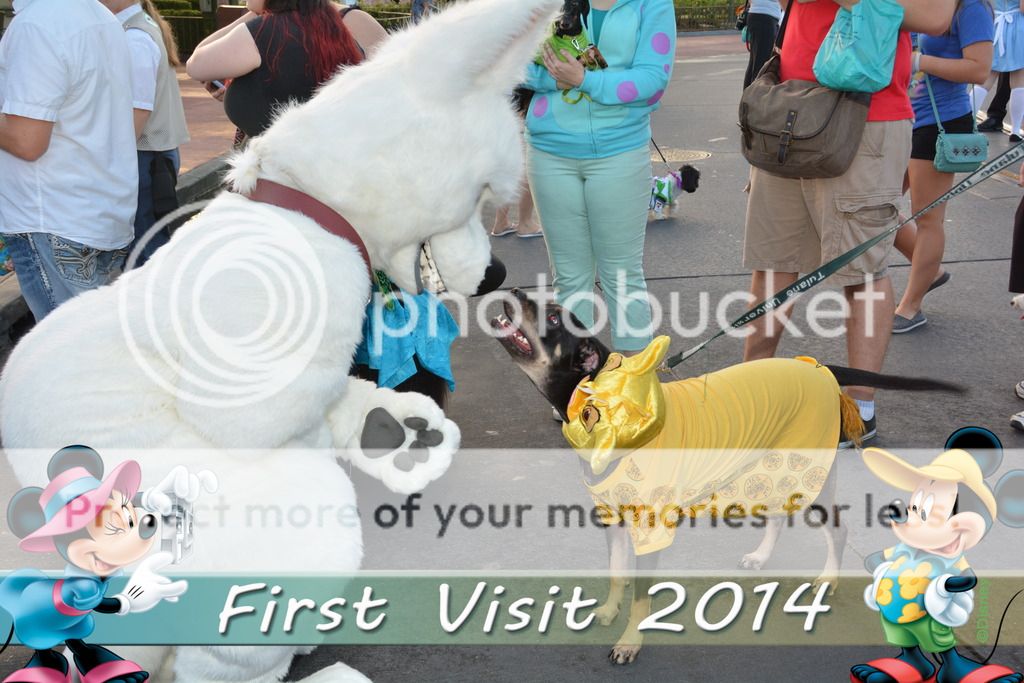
xmin=851 ymin=427 xmax=1024 ymax=683
xmin=0 ymin=445 xmax=216 ymax=683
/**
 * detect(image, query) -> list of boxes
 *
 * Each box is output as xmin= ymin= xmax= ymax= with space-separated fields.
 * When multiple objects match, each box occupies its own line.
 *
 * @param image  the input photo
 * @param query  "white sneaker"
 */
xmin=1016 ymin=380 xmax=1024 ymax=400
xmin=1012 ymin=410 xmax=1024 ymax=432
xmin=552 ymin=407 xmax=565 ymax=423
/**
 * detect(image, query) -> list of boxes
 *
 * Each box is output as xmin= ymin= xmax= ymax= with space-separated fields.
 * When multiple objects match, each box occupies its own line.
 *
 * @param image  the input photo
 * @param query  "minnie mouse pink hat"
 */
xmin=20 ymin=460 xmax=142 ymax=553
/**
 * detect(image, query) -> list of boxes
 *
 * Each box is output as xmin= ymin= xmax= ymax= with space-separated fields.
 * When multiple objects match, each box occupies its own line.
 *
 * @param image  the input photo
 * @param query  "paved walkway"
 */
xmin=4 ymin=34 xmax=1023 ymax=683
xmin=177 ymin=67 xmax=236 ymax=174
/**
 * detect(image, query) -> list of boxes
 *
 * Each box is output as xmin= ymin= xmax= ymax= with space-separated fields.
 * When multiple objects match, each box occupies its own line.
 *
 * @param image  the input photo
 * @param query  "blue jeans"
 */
xmin=130 ymin=148 xmax=180 ymax=267
xmin=3 ymin=232 xmax=126 ymax=322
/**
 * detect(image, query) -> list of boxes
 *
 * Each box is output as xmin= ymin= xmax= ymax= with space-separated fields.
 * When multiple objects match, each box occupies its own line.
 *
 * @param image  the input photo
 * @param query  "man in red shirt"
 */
xmin=741 ymin=0 xmax=955 ymax=446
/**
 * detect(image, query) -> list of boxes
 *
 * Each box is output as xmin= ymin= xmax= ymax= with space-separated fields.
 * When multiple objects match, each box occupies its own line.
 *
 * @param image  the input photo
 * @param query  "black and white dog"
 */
xmin=491 ymin=288 xmax=962 ymax=664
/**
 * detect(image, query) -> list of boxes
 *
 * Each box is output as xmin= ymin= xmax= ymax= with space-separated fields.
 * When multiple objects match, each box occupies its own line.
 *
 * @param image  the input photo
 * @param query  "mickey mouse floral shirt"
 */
xmin=876 ymin=543 xmax=970 ymax=625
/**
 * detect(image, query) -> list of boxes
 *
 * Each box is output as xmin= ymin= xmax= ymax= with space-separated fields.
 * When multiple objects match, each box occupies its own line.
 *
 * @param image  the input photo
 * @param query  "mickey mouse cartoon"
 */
xmin=0 ymin=445 xmax=216 ymax=683
xmin=851 ymin=427 xmax=1024 ymax=683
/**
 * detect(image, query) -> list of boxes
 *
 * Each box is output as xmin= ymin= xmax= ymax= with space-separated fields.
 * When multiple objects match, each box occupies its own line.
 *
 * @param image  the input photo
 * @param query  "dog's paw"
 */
xmin=593 ymin=603 xmax=619 ymax=627
xmin=354 ymin=393 xmax=459 ymax=494
xmin=608 ymin=641 xmax=642 ymax=665
xmin=812 ymin=573 xmax=839 ymax=596
xmin=608 ymin=627 xmax=643 ymax=665
xmin=739 ymin=552 xmax=766 ymax=570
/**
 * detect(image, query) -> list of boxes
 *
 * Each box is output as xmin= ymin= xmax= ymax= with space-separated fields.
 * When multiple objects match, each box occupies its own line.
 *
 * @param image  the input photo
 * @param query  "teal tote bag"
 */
xmin=813 ymin=0 xmax=905 ymax=93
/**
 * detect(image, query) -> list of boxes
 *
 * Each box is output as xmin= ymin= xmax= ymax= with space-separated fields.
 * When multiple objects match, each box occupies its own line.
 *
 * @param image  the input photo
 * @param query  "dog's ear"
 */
xmin=573 ymin=339 xmax=602 ymax=375
xmin=47 ymin=445 xmax=104 ymax=481
xmin=680 ymin=165 xmax=700 ymax=193
xmin=402 ymin=0 xmax=561 ymax=96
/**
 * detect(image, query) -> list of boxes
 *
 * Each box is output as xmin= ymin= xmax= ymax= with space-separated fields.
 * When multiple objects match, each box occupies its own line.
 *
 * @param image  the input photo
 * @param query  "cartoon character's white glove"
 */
xmin=924 ymin=574 xmax=974 ymax=627
xmin=864 ymin=561 xmax=894 ymax=612
xmin=114 ymin=552 xmax=188 ymax=614
xmin=140 ymin=466 xmax=218 ymax=516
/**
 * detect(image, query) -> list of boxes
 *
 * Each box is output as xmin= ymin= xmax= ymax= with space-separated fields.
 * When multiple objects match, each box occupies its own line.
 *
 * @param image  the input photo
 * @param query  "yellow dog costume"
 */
xmin=563 ymin=337 xmax=864 ymax=555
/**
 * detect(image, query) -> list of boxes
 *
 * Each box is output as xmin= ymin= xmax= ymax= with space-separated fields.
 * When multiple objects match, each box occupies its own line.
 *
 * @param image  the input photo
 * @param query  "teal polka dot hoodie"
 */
xmin=523 ymin=0 xmax=676 ymax=159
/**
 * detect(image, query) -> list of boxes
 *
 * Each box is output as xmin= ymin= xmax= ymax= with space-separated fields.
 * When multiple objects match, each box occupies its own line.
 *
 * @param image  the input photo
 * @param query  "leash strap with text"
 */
xmin=664 ymin=142 xmax=1024 ymax=368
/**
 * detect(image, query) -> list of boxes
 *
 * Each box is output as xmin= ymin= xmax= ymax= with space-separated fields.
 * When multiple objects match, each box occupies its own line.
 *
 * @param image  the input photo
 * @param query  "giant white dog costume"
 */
xmin=0 ymin=0 xmax=560 ymax=680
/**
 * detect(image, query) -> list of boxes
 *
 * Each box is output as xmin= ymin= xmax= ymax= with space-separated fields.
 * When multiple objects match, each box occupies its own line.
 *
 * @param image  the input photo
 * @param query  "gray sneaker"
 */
xmin=1012 ymin=410 xmax=1024 ymax=432
xmin=1016 ymin=380 xmax=1024 ymax=400
xmin=893 ymin=311 xmax=928 ymax=334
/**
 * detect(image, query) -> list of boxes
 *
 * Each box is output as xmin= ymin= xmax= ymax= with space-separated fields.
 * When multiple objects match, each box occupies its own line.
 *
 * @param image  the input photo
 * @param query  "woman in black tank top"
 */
xmin=187 ymin=0 xmax=386 ymax=138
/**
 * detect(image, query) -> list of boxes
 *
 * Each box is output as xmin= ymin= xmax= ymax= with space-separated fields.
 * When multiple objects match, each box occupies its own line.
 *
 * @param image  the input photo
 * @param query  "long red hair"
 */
xmin=259 ymin=0 xmax=364 ymax=84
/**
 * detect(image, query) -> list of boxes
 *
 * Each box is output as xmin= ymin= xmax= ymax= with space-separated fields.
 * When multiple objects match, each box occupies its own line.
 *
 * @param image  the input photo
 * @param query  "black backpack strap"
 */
xmin=775 ymin=0 xmax=796 ymax=49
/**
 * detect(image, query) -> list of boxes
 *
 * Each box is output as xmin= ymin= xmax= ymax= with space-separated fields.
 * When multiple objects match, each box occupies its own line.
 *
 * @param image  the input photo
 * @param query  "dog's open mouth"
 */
xmin=491 ymin=314 xmax=533 ymax=356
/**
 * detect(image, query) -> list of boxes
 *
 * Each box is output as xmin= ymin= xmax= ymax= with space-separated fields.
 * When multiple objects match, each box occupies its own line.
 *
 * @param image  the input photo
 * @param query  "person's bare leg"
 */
xmin=490 ymin=203 xmax=513 ymax=235
xmin=843 ymin=276 xmax=894 ymax=402
xmin=743 ymin=269 xmax=799 ymax=361
xmin=896 ymin=159 xmax=954 ymax=318
xmin=894 ymin=219 xmax=917 ymax=261
xmin=516 ymin=175 xmax=541 ymax=234
xmin=893 ymin=171 xmax=918 ymax=262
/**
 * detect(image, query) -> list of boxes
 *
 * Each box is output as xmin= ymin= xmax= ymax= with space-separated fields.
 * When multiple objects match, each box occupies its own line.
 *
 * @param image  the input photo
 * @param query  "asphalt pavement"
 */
xmin=2 ymin=33 xmax=1023 ymax=683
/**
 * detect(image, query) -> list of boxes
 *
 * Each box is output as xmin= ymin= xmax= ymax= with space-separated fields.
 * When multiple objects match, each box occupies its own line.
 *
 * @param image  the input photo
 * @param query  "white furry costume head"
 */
xmin=227 ymin=0 xmax=560 ymax=295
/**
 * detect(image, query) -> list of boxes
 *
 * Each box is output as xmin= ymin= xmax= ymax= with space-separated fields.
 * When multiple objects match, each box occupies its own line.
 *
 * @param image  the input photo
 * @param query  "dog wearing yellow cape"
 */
xmin=491 ymin=288 xmax=963 ymax=664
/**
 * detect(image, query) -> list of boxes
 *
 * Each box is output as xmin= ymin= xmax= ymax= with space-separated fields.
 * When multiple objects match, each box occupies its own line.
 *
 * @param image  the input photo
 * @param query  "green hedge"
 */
xmin=155 ymin=0 xmax=194 ymax=11
xmin=359 ymin=2 xmax=415 ymax=30
xmin=162 ymin=8 xmax=202 ymax=17
xmin=167 ymin=15 xmax=216 ymax=56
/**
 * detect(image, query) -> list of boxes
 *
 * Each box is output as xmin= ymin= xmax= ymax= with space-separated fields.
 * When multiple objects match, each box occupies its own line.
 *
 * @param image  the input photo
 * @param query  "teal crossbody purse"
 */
xmin=925 ymin=74 xmax=988 ymax=173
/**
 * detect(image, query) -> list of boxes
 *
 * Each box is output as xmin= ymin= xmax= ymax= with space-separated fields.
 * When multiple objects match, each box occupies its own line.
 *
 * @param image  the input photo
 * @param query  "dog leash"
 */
xmin=663 ymin=141 xmax=1024 ymax=369
xmin=651 ymin=136 xmax=674 ymax=174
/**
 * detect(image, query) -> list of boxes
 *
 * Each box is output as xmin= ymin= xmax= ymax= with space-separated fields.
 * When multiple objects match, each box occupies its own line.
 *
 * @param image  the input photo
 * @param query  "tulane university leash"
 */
xmin=664 ymin=141 xmax=1024 ymax=369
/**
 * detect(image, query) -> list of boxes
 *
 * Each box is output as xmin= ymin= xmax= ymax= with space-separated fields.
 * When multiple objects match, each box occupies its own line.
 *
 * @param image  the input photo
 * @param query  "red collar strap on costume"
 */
xmin=244 ymin=179 xmax=371 ymax=279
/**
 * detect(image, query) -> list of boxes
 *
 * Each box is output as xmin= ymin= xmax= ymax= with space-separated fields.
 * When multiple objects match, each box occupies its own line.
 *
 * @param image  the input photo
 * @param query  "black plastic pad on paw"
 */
xmin=418 ymin=429 xmax=444 ymax=447
xmin=409 ymin=442 xmax=430 ymax=462
xmin=362 ymin=408 xmax=406 ymax=456
xmin=404 ymin=417 xmax=429 ymax=431
xmin=393 ymin=452 xmax=415 ymax=472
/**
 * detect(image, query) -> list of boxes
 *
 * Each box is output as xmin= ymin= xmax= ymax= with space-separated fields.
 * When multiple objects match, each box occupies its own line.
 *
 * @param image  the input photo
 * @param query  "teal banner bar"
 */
xmin=3 ymin=573 xmax=1020 ymax=647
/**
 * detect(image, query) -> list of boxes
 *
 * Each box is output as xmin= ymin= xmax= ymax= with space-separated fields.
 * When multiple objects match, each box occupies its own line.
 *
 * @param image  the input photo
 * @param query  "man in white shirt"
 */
xmin=100 ymin=0 xmax=190 ymax=267
xmin=0 ymin=0 xmax=138 ymax=322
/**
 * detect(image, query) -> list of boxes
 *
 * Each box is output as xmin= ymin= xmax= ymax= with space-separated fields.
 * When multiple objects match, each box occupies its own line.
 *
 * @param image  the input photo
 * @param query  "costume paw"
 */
xmin=352 ymin=392 xmax=459 ymax=494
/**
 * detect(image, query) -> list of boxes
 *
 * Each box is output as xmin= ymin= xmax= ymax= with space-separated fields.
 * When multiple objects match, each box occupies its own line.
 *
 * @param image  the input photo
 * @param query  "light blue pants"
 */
xmin=527 ymin=145 xmax=653 ymax=351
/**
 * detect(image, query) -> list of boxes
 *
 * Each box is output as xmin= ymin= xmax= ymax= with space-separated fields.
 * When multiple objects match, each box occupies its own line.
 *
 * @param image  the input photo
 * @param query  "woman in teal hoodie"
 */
xmin=524 ymin=0 xmax=676 ymax=352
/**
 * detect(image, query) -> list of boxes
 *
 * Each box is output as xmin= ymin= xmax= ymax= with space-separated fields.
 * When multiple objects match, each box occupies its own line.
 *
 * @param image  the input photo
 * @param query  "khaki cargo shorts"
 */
xmin=742 ymin=120 xmax=912 ymax=286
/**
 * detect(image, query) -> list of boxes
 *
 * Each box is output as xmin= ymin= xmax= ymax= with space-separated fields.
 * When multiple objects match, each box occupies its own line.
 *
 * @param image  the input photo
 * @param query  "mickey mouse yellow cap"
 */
xmin=562 ymin=336 xmax=670 ymax=475
xmin=862 ymin=447 xmax=997 ymax=519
